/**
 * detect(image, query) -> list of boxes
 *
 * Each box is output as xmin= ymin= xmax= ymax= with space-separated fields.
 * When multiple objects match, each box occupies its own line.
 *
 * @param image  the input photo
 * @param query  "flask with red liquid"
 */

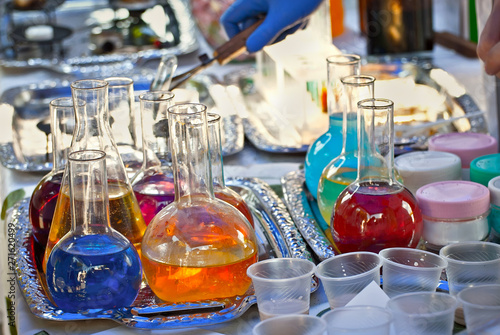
xmin=331 ymin=98 xmax=423 ymax=253
xmin=29 ymin=97 xmax=76 ymax=253
xmin=208 ymin=113 xmax=254 ymax=227
xmin=130 ymin=91 xmax=176 ymax=225
xmin=141 ymin=103 xmax=258 ymax=303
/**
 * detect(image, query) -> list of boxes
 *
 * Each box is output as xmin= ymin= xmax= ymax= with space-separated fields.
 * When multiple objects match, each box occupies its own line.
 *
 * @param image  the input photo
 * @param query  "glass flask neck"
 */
xmin=357 ymin=98 xmax=396 ymax=183
xmin=340 ymin=75 xmax=375 ymax=155
xmin=49 ymin=97 xmax=79 ymax=171
xmin=207 ymin=113 xmax=225 ymax=189
xmin=168 ymin=103 xmax=214 ymax=201
xmin=68 ymin=150 xmax=112 ymax=236
xmin=139 ymin=91 xmax=175 ymax=170
xmin=326 ymin=54 xmax=361 ymax=118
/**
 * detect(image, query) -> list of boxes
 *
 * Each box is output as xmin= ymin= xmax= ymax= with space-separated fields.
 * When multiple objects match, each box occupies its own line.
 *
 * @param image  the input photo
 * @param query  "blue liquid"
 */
xmin=304 ymin=113 xmax=344 ymax=199
xmin=46 ymin=234 xmax=142 ymax=312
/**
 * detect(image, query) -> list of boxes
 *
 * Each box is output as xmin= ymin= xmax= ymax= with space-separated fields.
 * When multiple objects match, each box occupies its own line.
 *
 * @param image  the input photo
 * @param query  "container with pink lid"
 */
xmin=428 ymin=132 xmax=497 ymax=180
xmin=416 ymin=180 xmax=490 ymax=252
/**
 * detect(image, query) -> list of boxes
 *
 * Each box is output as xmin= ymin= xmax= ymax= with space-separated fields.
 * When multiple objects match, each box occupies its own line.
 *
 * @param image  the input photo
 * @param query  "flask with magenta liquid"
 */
xmin=208 ymin=113 xmax=254 ymax=227
xmin=317 ymin=75 xmax=375 ymax=228
xmin=44 ymin=79 xmax=147 ymax=272
xmin=304 ymin=54 xmax=361 ymax=200
xmin=332 ymin=98 xmax=423 ymax=253
xmin=45 ymin=150 xmax=142 ymax=312
xmin=141 ymin=103 xmax=258 ymax=303
xmin=29 ymin=97 xmax=76 ymax=257
xmin=130 ymin=91 xmax=176 ymax=225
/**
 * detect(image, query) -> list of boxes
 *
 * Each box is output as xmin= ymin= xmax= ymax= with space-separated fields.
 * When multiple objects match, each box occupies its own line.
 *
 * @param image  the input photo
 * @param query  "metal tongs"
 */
xmin=169 ymin=17 xmax=264 ymax=90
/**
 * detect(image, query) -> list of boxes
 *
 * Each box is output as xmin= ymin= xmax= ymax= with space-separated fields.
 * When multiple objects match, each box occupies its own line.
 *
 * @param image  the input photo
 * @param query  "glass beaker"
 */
xmin=317 ymin=75 xmax=375 ymax=227
xmin=45 ymin=150 xmax=142 ymax=312
xmin=29 ymin=98 xmax=77 ymax=253
xmin=130 ymin=91 xmax=176 ymax=225
xmin=141 ymin=103 xmax=258 ymax=303
xmin=208 ymin=113 xmax=254 ymax=227
xmin=105 ymin=77 xmax=143 ymax=176
xmin=331 ymin=98 xmax=423 ymax=253
xmin=304 ymin=54 xmax=361 ymax=200
xmin=44 ymin=79 xmax=146 ymax=272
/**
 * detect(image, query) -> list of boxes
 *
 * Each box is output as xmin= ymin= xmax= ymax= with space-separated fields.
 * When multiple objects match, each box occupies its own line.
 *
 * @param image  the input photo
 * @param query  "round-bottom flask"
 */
xmin=46 ymin=150 xmax=142 ymax=312
xmin=208 ymin=113 xmax=254 ymax=227
xmin=130 ymin=91 xmax=176 ymax=225
xmin=332 ymin=99 xmax=423 ymax=253
xmin=142 ymin=104 xmax=258 ymax=303
xmin=304 ymin=54 xmax=361 ymax=199
xmin=317 ymin=75 xmax=375 ymax=225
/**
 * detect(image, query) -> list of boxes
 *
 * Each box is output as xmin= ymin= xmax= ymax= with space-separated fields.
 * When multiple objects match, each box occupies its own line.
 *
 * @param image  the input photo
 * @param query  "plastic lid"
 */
xmin=416 ymin=181 xmax=490 ymax=219
xmin=428 ymin=133 xmax=497 ymax=168
xmin=488 ymin=176 xmax=500 ymax=206
xmin=470 ymin=154 xmax=500 ymax=187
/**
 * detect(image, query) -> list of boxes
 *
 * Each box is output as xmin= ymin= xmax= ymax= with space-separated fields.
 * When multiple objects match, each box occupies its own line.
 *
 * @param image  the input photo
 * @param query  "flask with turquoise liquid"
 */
xmin=304 ymin=54 xmax=361 ymax=199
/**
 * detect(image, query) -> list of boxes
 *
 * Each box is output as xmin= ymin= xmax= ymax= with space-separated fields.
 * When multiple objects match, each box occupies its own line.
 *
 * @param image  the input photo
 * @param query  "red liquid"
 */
xmin=332 ymin=181 xmax=423 ymax=253
xmin=29 ymin=172 xmax=63 ymax=249
xmin=215 ymin=189 xmax=255 ymax=228
xmin=133 ymin=174 xmax=175 ymax=225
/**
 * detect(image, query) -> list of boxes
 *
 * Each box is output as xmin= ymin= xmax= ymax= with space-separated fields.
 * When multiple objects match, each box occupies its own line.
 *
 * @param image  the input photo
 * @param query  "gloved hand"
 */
xmin=477 ymin=0 xmax=500 ymax=78
xmin=220 ymin=0 xmax=324 ymax=53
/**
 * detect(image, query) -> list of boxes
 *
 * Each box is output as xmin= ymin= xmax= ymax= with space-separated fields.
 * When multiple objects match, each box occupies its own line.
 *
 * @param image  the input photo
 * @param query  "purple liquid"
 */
xmin=29 ymin=172 xmax=63 ymax=249
xmin=133 ymin=174 xmax=175 ymax=225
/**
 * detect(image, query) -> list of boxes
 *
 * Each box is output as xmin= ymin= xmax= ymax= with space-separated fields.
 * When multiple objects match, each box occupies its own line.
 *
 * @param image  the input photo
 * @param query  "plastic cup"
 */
xmin=379 ymin=247 xmax=447 ymax=297
xmin=439 ymin=241 xmax=500 ymax=296
xmin=247 ymin=258 xmax=316 ymax=320
xmin=321 ymin=305 xmax=392 ymax=335
xmin=315 ymin=251 xmax=382 ymax=309
xmin=457 ymin=284 xmax=500 ymax=332
xmin=252 ymin=314 xmax=327 ymax=335
xmin=387 ymin=292 xmax=458 ymax=335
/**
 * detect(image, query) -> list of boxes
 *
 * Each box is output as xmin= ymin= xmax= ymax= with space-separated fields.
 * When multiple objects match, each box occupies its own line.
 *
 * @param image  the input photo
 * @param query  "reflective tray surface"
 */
xmin=13 ymin=177 xmax=315 ymax=329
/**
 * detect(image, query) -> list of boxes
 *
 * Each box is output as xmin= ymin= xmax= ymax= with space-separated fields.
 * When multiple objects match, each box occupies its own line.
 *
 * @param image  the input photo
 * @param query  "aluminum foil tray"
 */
xmin=0 ymin=0 xmax=199 ymax=76
xmin=13 ymin=177 xmax=315 ymax=329
xmin=0 ymin=77 xmax=245 ymax=172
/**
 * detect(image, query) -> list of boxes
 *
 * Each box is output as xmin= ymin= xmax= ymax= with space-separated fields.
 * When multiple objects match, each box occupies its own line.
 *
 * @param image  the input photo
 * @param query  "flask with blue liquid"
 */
xmin=304 ymin=54 xmax=361 ymax=199
xmin=45 ymin=149 xmax=142 ymax=312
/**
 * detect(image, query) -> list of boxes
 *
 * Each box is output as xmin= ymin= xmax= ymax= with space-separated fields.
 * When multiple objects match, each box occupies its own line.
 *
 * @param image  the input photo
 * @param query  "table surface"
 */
xmin=0 ymin=1 xmax=494 ymax=334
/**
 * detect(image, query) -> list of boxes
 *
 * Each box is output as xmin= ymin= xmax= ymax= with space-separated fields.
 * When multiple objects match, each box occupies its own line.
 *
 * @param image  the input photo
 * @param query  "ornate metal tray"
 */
xmin=0 ymin=76 xmax=245 ymax=172
xmin=13 ymin=177 xmax=315 ymax=329
xmin=0 ymin=0 xmax=199 ymax=76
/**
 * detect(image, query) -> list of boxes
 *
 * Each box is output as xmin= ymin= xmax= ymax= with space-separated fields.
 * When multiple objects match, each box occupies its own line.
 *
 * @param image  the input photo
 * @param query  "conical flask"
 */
xmin=304 ymin=54 xmax=361 ymax=199
xmin=44 ymin=79 xmax=147 ymax=271
xmin=29 ymin=97 xmax=77 ymax=253
xmin=208 ymin=112 xmax=254 ymax=227
xmin=332 ymin=98 xmax=423 ymax=253
xmin=317 ymin=75 xmax=375 ymax=228
xmin=130 ymin=91 xmax=176 ymax=225
xmin=105 ymin=77 xmax=143 ymax=176
xmin=142 ymin=103 xmax=258 ymax=303
xmin=45 ymin=150 xmax=142 ymax=312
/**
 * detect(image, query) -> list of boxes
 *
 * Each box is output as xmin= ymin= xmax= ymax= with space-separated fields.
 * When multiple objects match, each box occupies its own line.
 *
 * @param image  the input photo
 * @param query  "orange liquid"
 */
xmin=43 ymin=181 xmax=146 ymax=272
xmin=215 ymin=189 xmax=255 ymax=228
xmin=142 ymin=250 xmax=257 ymax=303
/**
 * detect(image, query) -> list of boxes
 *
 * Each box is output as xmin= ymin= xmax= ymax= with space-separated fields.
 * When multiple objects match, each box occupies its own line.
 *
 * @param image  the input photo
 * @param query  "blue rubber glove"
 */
xmin=220 ymin=0 xmax=324 ymax=53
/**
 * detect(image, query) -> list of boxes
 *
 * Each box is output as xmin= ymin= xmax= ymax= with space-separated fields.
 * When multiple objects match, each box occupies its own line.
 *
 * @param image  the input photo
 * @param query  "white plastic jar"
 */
xmin=416 ymin=180 xmax=490 ymax=252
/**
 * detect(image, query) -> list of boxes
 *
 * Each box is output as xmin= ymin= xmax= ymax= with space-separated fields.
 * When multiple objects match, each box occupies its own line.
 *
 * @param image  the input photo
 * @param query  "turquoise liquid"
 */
xmin=304 ymin=113 xmax=345 ymax=199
xmin=46 ymin=234 xmax=142 ymax=312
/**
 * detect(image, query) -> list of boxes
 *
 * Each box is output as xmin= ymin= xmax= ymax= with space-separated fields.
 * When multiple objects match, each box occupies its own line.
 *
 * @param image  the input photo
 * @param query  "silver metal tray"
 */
xmin=0 ymin=76 xmax=245 ymax=172
xmin=13 ymin=177 xmax=315 ymax=329
xmin=0 ymin=0 xmax=199 ymax=77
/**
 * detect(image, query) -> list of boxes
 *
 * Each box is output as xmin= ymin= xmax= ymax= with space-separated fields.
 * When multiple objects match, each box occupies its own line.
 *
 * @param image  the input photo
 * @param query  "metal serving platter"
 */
xmin=0 ymin=0 xmax=199 ymax=76
xmin=13 ymin=177 xmax=315 ymax=329
xmin=0 ymin=76 xmax=245 ymax=172
xmin=224 ymin=60 xmax=487 ymax=154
